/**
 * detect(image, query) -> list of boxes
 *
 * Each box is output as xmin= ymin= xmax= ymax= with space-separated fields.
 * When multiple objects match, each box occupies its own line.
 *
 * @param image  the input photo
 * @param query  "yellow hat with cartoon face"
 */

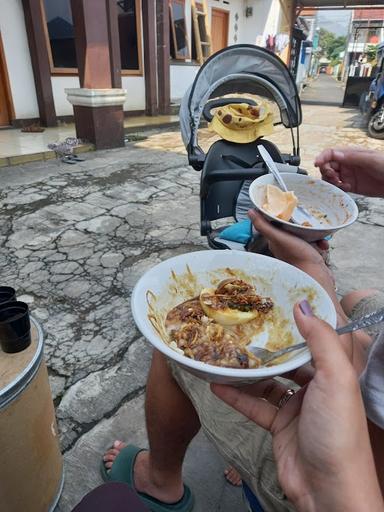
xmin=209 ymin=102 xmax=274 ymax=143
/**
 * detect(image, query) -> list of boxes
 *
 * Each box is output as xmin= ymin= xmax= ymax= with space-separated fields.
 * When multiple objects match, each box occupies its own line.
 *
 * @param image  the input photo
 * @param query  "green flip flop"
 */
xmin=100 ymin=445 xmax=194 ymax=512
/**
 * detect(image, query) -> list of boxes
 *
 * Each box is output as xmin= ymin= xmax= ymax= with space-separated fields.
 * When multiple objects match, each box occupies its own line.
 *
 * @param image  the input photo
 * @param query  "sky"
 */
xmin=316 ymin=10 xmax=352 ymax=36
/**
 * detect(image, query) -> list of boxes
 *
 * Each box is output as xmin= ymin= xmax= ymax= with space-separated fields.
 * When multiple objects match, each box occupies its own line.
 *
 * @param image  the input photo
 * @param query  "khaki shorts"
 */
xmin=170 ymin=362 xmax=296 ymax=512
xmin=170 ymin=291 xmax=384 ymax=512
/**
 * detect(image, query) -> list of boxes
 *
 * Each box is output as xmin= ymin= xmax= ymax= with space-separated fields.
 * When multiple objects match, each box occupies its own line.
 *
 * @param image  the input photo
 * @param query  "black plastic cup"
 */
xmin=0 ymin=301 xmax=31 ymax=354
xmin=0 ymin=287 xmax=17 ymax=305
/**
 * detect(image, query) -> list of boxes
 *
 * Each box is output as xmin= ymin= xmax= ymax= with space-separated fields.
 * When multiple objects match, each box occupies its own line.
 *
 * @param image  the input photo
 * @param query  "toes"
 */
xmin=103 ymin=453 xmax=117 ymax=462
xmin=225 ymin=467 xmax=242 ymax=486
xmin=103 ymin=449 xmax=118 ymax=460
xmin=103 ymin=440 xmax=127 ymax=471
xmin=103 ymin=441 xmax=126 ymax=459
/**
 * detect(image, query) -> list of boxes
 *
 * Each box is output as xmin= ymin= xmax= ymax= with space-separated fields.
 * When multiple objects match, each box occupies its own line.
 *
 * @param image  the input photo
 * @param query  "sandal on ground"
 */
xmin=61 ymin=155 xmax=77 ymax=164
xmin=69 ymin=154 xmax=85 ymax=161
xmin=100 ymin=445 xmax=194 ymax=512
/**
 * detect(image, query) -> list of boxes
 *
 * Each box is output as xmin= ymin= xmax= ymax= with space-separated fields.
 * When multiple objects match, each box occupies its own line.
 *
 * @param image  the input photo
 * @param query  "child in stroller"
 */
xmin=179 ymin=44 xmax=304 ymax=254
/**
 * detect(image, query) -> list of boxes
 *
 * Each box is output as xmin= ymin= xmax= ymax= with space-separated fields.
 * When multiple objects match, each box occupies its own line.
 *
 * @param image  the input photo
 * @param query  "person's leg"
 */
xmin=104 ymin=350 xmax=201 ymax=504
xmin=341 ymin=289 xmax=382 ymax=349
xmin=341 ymin=289 xmax=380 ymax=316
xmin=171 ymin=364 xmax=296 ymax=512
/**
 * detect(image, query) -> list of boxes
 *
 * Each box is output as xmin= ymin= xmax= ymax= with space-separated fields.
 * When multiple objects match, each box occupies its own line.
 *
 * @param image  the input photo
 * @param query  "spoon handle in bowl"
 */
xmin=263 ymin=341 xmax=308 ymax=364
xmin=258 ymin=145 xmax=289 ymax=192
xmin=263 ymin=309 xmax=384 ymax=365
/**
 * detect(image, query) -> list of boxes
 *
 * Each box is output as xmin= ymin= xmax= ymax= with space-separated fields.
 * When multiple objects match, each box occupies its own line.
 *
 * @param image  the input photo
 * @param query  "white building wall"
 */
xmin=122 ymin=76 xmax=146 ymax=111
xmin=240 ymin=0 xmax=282 ymax=45
xmin=0 ymin=0 xmax=39 ymax=119
xmin=1 ymin=0 xmax=284 ymax=119
xmin=52 ymin=76 xmax=80 ymax=117
xmin=207 ymin=0 xmax=244 ymax=45
xmin=170 ymin=65 xmax=199 ymax=102
xmin=348 ymin=42 xmax=368 ymax=53
xmin=170 ymin=0 xmax=249 ymax=103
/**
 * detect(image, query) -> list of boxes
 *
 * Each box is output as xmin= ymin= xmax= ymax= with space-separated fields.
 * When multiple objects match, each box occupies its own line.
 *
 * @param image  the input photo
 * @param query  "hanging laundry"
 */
xmin=266 ymin=34 xmax=276 ymax=52
xmin=275 ymin=33 xmax=290 ymax=54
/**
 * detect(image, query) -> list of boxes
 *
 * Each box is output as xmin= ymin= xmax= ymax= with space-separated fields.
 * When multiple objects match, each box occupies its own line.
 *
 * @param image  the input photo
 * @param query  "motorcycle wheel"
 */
xmin=368 ymin=106 xmax=384 ymax=139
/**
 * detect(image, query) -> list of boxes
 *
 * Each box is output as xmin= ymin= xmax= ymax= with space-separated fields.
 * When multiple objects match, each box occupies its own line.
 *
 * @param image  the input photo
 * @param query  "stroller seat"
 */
xmin=200 ymin=138 xmax=303 ymax=250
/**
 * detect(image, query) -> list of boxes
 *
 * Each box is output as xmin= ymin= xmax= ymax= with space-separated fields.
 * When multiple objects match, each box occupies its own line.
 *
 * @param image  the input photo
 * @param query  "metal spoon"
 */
xmin=248 ymin=307 xmax=384 ymax=366
xmin=257 ymin=145 xmax=322 ymax=228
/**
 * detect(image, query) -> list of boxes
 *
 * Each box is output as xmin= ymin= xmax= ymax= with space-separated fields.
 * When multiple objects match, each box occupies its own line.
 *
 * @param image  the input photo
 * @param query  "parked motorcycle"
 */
xmin=360 ymin=46 xmax=384 ymax=139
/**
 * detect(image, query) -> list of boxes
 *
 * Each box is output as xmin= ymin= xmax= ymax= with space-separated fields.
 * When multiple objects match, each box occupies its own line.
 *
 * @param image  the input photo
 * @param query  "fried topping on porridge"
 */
xmin=165 ymin=279 xmax=274 ymax=369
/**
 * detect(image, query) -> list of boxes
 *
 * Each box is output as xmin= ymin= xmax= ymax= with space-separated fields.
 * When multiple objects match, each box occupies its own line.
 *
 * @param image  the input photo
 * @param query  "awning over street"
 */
xmin=298 ymin=0 xmax=384 ymax=7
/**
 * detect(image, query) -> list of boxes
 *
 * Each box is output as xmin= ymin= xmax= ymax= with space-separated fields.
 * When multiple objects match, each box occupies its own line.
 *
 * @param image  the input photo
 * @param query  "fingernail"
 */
xmin=299 ymin=300 xmax=313 ymax=317
xmin=324 ymin=235 xmax=332 ymax=241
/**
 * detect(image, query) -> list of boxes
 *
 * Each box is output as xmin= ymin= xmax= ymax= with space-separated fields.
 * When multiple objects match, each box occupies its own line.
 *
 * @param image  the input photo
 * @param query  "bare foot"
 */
xmin=224 ymin=466 xmax=242 ymax=486
xmin=103 ymin=441 xmax=184 ymax=504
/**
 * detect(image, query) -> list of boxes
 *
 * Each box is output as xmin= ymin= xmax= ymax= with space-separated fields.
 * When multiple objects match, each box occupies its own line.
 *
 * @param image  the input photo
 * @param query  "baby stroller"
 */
xmin=179 ymin=44 xmax=305 ymax=252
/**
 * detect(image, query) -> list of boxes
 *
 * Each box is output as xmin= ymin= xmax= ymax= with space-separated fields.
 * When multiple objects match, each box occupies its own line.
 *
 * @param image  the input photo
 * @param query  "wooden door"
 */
xmin=0 ymin=33 xmax=12 ymax=127
xmin=211 ymin=8 xmax=229 ymax=54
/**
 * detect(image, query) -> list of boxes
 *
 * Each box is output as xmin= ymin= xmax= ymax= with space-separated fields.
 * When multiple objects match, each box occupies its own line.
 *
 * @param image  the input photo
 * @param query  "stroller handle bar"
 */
xmin=204 ymin=167 xmax=266 ymax=184
xmin=201 ymin=165 xmax=307 ymax=196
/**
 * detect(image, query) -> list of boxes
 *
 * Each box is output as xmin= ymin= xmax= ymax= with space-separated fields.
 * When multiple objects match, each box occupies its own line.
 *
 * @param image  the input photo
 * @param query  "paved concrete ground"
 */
xmin=301 ymin=74 xmax=345 ymax=106
xmin=0 ymin=103 xmax=383 ymax=511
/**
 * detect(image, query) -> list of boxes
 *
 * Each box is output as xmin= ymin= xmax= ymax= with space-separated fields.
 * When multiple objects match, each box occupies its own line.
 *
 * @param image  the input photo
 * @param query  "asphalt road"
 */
xmin=301 ymin=73 xmax=345 ymax=106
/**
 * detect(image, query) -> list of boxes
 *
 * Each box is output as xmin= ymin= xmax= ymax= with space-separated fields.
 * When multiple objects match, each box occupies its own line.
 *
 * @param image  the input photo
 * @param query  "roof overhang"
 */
xmin=298 ymin=0 xmax=384 ymax=8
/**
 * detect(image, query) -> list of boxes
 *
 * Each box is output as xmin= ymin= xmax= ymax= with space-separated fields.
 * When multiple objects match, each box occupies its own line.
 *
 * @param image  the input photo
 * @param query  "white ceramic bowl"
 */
xmin=249 ymin=173 xmax=359 ymax=242
xmin=131 ymin=250 xmax=336 ymax=384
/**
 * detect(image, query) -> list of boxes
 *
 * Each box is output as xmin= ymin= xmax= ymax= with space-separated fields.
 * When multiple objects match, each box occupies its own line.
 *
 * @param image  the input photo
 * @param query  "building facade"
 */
xmin=347 ymin=7 xmax=384 ymax=77
xmin=0 ymin=0 xmax=296 ymax=132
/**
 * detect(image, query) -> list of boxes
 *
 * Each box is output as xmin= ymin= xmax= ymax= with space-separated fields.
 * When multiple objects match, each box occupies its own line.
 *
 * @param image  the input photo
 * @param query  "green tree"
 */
xmin=318 ymin=28 xmax=347 ymax=64
xmin=366 ymin=44 xmax=378 ymax=63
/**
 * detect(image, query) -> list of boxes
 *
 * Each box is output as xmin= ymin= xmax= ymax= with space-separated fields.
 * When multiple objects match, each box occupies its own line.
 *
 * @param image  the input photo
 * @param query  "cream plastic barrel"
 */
xmin=0 ymin=317 xmax=63 ymax=512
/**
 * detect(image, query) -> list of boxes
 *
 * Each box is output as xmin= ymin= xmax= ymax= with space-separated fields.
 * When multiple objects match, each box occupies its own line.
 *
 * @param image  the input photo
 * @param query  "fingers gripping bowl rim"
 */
xmin=248 ymin=173 xmax=359 ymax=242
xmin=131 ymin=250 xmax=337 ymax=384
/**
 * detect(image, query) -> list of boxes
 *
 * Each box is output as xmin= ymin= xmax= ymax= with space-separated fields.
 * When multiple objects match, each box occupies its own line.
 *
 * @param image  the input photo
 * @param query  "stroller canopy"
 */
xmin=180 ymin=45 xmax=302 ymax=158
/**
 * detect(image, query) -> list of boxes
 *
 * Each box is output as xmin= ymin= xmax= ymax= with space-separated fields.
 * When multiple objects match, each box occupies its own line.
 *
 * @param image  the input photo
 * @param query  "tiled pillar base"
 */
xmin=65 ymin=88 xmax=127 ymax=150
xmin=72 ymin=105 xmax=125 ymax=150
